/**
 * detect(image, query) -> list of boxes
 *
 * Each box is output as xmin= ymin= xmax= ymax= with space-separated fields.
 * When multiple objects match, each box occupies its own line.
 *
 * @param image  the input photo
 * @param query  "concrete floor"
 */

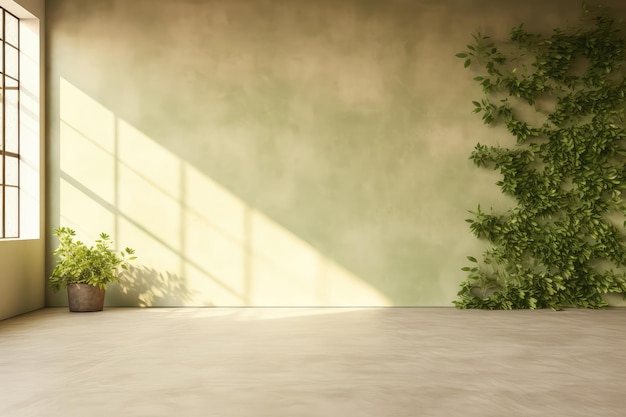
xmin=0 ymin=307 xmax=625 ymax=417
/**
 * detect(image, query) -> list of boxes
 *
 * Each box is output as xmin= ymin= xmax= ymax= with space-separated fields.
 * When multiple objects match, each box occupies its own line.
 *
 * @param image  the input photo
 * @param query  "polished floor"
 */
xmin=1 ymin=307 xmax=625 ymax=417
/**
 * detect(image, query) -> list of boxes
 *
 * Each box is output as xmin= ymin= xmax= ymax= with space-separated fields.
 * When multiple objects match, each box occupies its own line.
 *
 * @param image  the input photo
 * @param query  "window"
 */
xmin=0 ymin=7 xmax=19 ymax=238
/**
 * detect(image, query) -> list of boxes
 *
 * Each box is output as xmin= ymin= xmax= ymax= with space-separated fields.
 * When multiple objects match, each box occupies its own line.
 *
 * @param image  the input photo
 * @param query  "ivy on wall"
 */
xmin=455 ymin=5 xmax=626 ymax=309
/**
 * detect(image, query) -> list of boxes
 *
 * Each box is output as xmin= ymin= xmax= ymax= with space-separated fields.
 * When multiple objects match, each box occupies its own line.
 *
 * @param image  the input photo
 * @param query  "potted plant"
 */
xmin=49 ymin=227 xmax=136 ymax=312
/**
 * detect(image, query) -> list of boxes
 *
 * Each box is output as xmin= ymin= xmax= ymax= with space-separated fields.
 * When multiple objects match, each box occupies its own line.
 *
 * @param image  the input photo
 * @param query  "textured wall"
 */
xmin=45 ymin=0 xmax=626 ymax=306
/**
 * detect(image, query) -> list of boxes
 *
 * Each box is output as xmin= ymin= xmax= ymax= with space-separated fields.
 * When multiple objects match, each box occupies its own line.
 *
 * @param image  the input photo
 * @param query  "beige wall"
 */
xmin=45 ymin=0 xmax=626 ymax=307
xmin=0 ymin=0 xmax=45 ymax=320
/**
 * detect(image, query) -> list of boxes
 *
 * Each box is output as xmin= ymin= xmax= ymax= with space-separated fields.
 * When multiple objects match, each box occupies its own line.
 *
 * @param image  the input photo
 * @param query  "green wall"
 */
xmin=45 ymin=0 xmax=626 ymax=306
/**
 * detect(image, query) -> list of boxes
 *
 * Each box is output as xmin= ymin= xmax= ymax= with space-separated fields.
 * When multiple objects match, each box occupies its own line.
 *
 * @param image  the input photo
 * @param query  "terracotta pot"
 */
xmin=67 ymin=283 xmax=105 ymax=312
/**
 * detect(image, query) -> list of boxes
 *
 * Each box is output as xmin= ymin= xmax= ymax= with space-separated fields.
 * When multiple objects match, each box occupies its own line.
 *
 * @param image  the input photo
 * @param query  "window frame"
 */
xmin=0 ymin=6 xmax=20 ymax=239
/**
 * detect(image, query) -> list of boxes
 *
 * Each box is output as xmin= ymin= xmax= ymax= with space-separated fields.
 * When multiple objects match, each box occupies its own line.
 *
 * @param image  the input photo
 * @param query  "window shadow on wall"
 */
xmin=50 ymin=78 xmax=390 ymax=306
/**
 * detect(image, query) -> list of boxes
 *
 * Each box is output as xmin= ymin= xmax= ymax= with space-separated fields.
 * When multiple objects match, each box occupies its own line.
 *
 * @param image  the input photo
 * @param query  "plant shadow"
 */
xmin=106 ymin=265 xmax=199 ymax=307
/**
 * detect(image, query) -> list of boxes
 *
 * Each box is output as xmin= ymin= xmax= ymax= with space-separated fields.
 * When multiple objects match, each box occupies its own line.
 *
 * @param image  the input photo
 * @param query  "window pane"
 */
xmin=5 ymin=77 xmax=17 ymax=88
xmin=5 ymin=185 xmax=18 ymax=237
xmin=0 ymin=11 xmax=4 ymax=41
xmin=0 ymin=97 xmax=3 ymax=151
xmin=5 ymin=155 xmax=17 ymax=185
xmin=5 ymin=89 xmax=18 ymax=153
xmin=0 ymin=187 xmax=3 ymax=237
xmin=5 ymin=13 xmax=17 ymax=46
xmin=5 ymin=45 xmax=18 ymax=79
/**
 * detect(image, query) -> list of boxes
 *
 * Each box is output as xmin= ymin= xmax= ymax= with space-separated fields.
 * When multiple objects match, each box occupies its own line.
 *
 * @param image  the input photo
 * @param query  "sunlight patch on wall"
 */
xmin=59 ymin=79 xmax=115 ymax=152
xmin=182 ymin=165 xmax=248 ymax=300
xmin=59 ymin=178 xmax=116 ymax=238
xmin=58 ymin=80 xmax=116 ymax=244
xmin=117 ymin=124 xmax=182 ymax=247
xmin=60 ymin=122 xmax=116 ymax=204
xmin=58 ymin=77 xmax=390 ymax=307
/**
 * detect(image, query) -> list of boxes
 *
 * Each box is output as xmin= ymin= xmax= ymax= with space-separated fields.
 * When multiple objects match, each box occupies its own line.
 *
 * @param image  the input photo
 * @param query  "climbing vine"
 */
xmin=455 ymin=5 xmax=626 ymax=309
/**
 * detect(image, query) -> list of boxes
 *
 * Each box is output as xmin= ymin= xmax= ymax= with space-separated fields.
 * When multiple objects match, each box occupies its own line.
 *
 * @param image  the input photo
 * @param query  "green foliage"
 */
xmin=49 ymin=227 xmax=136 ymax=292
xmin=455 ymin=7 xmax=626 ymax=309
